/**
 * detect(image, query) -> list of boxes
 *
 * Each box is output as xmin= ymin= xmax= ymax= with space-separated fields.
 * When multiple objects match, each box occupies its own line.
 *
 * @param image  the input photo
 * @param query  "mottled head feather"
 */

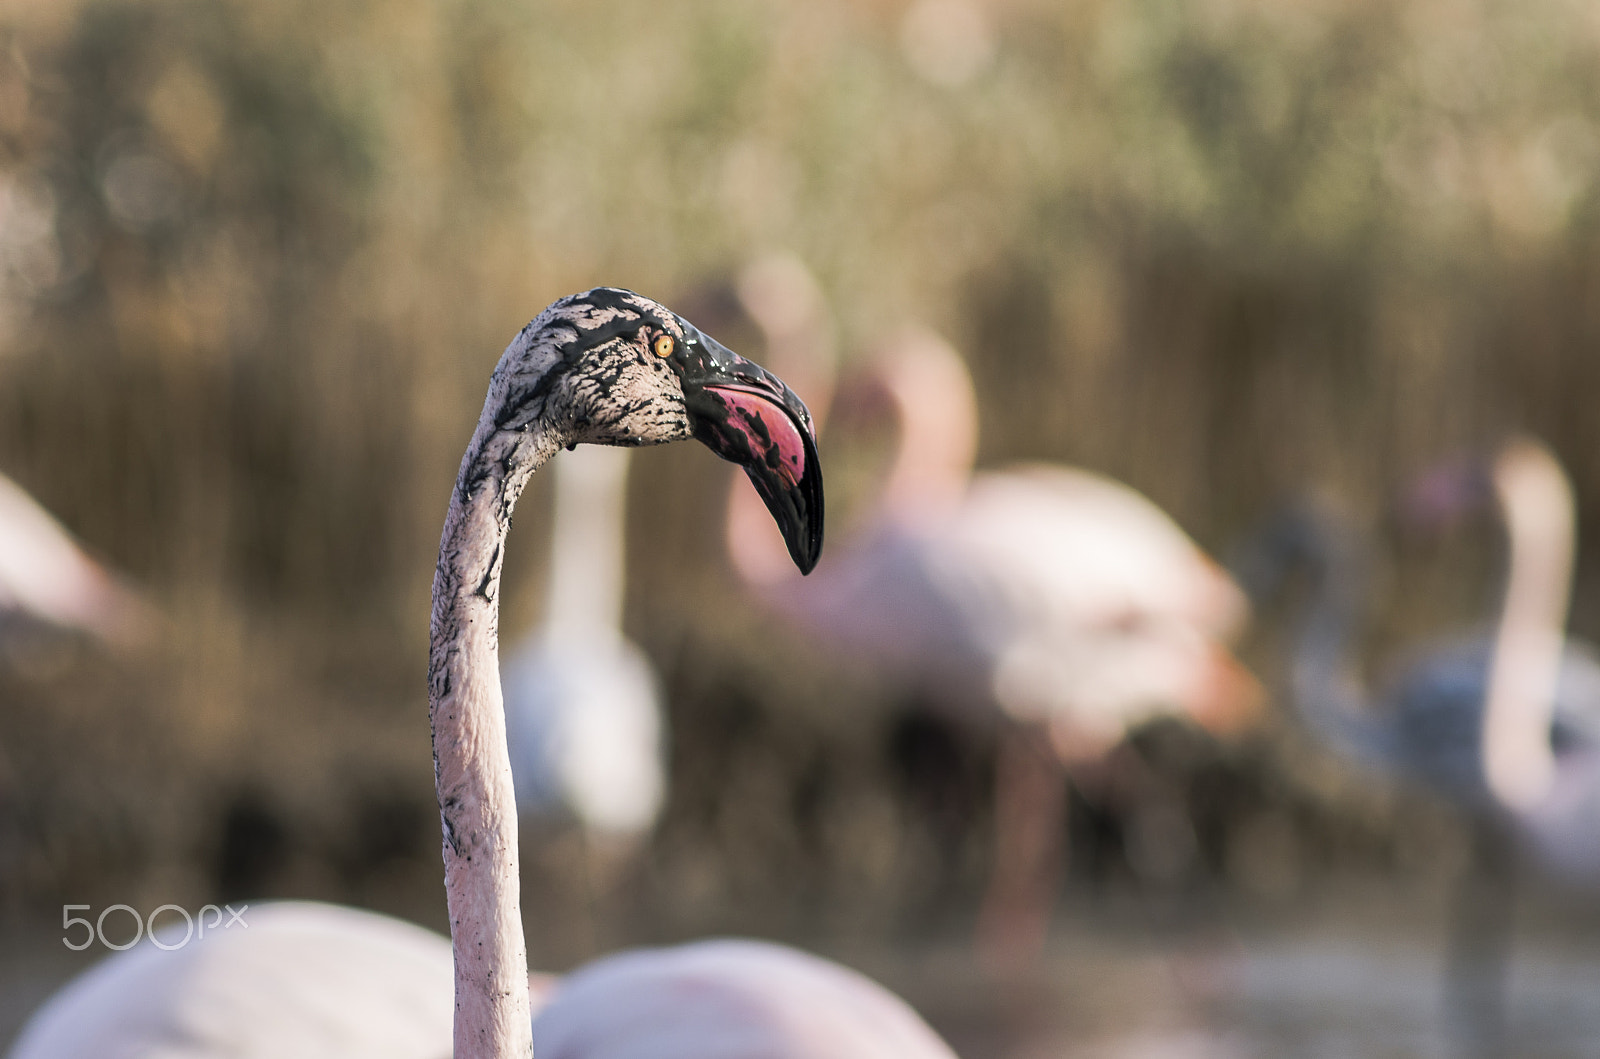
xmin=487 ymin=288 xmax=693 ymax=448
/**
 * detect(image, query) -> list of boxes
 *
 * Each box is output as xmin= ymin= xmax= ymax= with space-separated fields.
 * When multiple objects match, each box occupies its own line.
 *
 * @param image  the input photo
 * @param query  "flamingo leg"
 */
xmin=1444 ymin=812 xmax=1515 ymax=1059
xmin=976 ymin=722 xmax=1067 ymax=972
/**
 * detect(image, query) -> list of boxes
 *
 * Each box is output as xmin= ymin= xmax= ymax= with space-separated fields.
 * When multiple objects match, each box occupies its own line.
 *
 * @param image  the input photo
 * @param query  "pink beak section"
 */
xmin=702 ymin=384 xmax=810 ymax=489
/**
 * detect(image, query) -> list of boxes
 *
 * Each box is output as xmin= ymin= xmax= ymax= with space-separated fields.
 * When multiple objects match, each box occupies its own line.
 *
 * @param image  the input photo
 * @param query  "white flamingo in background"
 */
xmin=1238 ymin=437 xmax=1600 ymax=1055
xmin=728 ymin=309 xmax=1256 ymax=967
xmin=7 ymin=288 xmax=830 ymax=1059
xmin=500 ymin=443 xmax=665 ymax=852
xmin=0 ymin=471 xmax=151 ymax=648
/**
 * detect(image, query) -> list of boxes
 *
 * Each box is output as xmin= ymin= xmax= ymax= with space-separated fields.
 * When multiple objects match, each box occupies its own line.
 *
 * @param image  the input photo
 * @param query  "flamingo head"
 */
xmin=1401 ymin=438 xmax=1571 ymax=553
xmin=1401 ymin=454 xmax=1494 ymax=532
xmin=488 ymin=287 xmax=825 ymax=573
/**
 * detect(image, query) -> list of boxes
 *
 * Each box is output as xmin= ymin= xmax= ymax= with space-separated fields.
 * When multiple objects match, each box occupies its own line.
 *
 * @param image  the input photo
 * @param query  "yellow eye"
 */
xmin=653 ymin=334 xmax=674 ymax=358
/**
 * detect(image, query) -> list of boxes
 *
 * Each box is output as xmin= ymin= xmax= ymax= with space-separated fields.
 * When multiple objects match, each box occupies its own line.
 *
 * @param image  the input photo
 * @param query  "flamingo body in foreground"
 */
xmin=7 ymin=902 xmax=458 ymax=1059
xmin=531 ymin=938 xmax=958 ymax=1059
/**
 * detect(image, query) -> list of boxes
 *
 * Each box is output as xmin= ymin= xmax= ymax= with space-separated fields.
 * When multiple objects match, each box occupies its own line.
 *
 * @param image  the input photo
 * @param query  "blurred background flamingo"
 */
xmin=0 ymin=471 xmax=152 ymax=652
xmin=726 ymin=271 xmax=1258 ymax=966
xmin=1237 ymin=437 xmax=1600 ymax=1055
xmin=0 ymin=470 xmax=155 ymax=924
xmin=500 ymin=444 xmax=665 ymax=935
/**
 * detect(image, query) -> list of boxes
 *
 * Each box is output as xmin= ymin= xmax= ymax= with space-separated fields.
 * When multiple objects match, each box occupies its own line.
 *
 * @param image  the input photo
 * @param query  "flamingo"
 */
xmin=530 ymin=937 xmax=957 ymax=1059
xmin=7 ymin=289 xmax=826 ymax=1059
xmin=428 ymin=285 xmax=830 ymax=1057
xmin=0 ymin=470 xmax=151 ymax=649
xmin=728 ymin=317 xmax=1256 ymax=966
xmin=6 ymin=902 xmax=463 ymax=1059
xmin=1238 ymin=437 xmax=1600 ymax=1054
xmin=0 ymin=471 xmax=153 ymax=921
xmin=500 ymin=443 xmax=665 ymax=851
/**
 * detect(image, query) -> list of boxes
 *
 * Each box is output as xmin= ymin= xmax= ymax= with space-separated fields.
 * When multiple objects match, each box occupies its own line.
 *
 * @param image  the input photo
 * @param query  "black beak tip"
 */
xmin=741 ymin=454 xmax=823 ymax=576
xmin=792 ymin=523 xmax=822 ymax=576
xmin=791 ymin=438 xmax=825 ymax=575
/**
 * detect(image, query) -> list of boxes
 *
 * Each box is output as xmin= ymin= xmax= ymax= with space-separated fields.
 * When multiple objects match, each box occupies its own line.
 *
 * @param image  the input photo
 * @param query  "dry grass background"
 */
xmin=2 ymin=0 xmax=1600 ymax=969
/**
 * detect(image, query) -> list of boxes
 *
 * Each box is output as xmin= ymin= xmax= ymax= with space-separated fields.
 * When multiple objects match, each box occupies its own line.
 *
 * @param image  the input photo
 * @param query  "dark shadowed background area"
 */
xmin=4 ymin=0 xmax=1600 ymax=1054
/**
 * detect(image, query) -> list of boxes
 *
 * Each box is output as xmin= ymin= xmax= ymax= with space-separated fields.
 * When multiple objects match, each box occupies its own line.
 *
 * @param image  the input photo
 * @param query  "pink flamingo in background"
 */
xmin=728 ymin=290 xmax=1257 ymax=966
xmin=0 ymin=471 xmax=151 ymax=649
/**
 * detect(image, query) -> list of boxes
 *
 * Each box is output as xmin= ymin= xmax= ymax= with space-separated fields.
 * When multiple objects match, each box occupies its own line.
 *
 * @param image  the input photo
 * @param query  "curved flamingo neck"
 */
xmin=874 ymin=331 xmax=978 ymax=519
xmin=431 ymin=415 xmax=563 ymax=1059
xmin=1482 ymin=439 xmax=1573 ymax=811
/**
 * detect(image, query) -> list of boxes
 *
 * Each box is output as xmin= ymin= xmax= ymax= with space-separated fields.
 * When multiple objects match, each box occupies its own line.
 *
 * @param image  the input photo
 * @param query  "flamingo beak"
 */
xmin=674 ymin=317 xmax=825 ymax=574
xmin=1188 ymin=647 xmax=1265 ymax=735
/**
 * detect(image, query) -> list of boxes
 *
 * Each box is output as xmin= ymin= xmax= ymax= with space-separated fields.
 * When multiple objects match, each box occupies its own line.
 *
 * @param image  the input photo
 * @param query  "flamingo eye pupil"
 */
xmin=653 ymin=334 xmax=674 ymax=358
